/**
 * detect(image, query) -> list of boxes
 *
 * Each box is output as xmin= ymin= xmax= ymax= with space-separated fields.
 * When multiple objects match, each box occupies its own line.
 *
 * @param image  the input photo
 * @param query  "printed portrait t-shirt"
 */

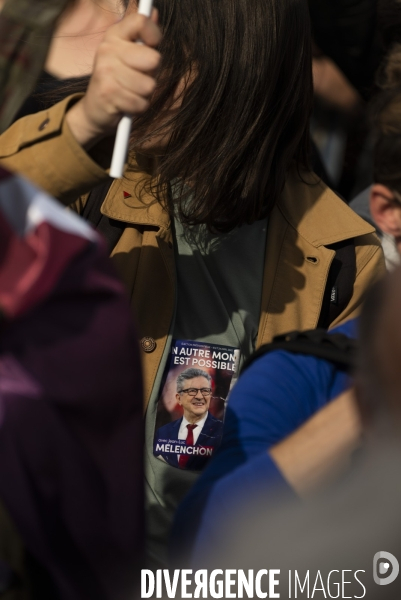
xmin=153 ymin=339 xmax=240 ymax=471
xmin=144 ymin=215 xmax=268 ymax=568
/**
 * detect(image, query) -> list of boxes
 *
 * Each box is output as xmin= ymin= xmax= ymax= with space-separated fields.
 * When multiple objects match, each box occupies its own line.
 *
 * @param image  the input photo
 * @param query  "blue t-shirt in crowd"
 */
xmin=171 ymin=319 xmax=358 ymax=564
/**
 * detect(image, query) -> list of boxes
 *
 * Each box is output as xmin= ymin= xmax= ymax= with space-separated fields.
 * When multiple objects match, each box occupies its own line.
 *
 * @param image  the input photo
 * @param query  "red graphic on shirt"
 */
xmin=178 ymin=423 xmax=197 ymax=468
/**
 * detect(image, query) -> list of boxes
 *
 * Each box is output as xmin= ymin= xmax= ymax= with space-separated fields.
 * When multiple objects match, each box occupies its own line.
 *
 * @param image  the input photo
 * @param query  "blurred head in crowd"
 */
xmin=133 ymin=0 xmax=313 ymax=232
xmin=358 ymin=50 xmax=401 ymax=431
xmin=370 ymin=51 xmax=401 ymax=254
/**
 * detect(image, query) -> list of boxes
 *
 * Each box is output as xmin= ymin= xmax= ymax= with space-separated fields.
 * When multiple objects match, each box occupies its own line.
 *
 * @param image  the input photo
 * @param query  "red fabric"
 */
xmin=0 ymin=216 xmax=88 ymax=319
xmin=0 ymin=170 xmax=144 ymax=600
xmin=179 ymin=424 xmax=197 ymax=469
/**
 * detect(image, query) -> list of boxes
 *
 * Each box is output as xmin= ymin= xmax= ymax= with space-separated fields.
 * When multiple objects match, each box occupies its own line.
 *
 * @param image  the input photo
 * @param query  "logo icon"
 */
xmin=373 ymin=552 xmax=399 ymax=585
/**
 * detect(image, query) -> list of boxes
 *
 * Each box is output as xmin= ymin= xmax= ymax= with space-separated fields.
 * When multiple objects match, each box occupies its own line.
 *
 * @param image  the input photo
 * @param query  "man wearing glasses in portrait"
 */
xmin=155 ymin=368 xmax=224 ymax=470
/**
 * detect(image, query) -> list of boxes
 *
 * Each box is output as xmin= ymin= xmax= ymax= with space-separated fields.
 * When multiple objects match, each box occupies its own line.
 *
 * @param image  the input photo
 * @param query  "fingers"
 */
xmin=99 ymin=39 xmax=161 ymax=74
xmin=102 ymin=61 xmax=157 ymax=111
xmin=115 ymin=63 xmax=157 ymax=99
xmin=66 ymin=9 xmax=163 ymax=148
xmin=113 ymin=10 xmax=162 ymax=47
xmin=103 ymin=84 xmax=151 ymax=117
xmin=100 ymin=10 xmax=162 ymax=76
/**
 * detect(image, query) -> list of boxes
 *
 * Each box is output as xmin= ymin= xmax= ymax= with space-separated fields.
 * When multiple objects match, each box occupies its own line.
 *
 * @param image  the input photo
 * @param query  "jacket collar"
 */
xmin=278 ymin=169 xmax=375 ymax=246
xmin=102 ymin=164 xmax=170 ymax=230
xmin=102 ymin=166 xmax=375 ymax=243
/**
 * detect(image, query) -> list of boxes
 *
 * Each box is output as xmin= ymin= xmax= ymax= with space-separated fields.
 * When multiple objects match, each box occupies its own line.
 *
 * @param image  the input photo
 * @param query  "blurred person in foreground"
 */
xmin=0 ymin=169 xmax=144 ymax=600
xmin=0 ymin=2 xmax=144 ymax=599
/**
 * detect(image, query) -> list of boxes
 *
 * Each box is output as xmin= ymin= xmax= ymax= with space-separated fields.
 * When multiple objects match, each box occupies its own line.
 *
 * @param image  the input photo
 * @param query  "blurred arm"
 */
xmin=270 ymin=388 xmax=362 ymax=497
xmin=312 ymin=56 xmax=362 ymax=113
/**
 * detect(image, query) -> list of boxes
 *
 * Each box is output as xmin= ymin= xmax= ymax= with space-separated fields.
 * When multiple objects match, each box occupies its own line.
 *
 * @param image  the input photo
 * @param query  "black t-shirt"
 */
xmin=13 ymin=71 xmax=84 ymax=122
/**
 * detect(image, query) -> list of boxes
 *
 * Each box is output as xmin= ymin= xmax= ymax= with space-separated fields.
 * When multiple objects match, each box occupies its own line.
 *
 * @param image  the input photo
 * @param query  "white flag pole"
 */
xmin=109 ymin=0 xmax=154 ymax=179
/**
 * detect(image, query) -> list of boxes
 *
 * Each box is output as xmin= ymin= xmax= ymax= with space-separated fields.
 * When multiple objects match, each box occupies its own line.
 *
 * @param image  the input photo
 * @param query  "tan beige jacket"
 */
xmin=0 ymin=96 xmax=386 ymax=408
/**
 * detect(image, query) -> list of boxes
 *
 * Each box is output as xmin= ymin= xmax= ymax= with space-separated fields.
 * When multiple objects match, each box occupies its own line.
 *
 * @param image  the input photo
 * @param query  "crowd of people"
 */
xmin=0 ymin=0 xmax=401 ymax=598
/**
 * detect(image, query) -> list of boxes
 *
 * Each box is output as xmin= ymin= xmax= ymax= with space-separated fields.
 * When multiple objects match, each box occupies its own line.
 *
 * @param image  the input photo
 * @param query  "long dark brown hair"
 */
xmin=53 ymin=0 xmax=313 ymax=230
xmin=133 ymin=0 xmax=313 ymax=231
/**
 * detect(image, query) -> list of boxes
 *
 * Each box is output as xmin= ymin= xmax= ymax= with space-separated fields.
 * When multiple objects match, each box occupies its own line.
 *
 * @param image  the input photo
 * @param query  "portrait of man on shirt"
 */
xmin=154 ymin=368 xmax=224 ymax=470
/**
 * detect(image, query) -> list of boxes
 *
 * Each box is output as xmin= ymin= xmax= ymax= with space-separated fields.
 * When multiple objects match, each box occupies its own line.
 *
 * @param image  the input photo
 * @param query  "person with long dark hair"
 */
xmin=0 ymin=0 xmax=385 ymax=566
